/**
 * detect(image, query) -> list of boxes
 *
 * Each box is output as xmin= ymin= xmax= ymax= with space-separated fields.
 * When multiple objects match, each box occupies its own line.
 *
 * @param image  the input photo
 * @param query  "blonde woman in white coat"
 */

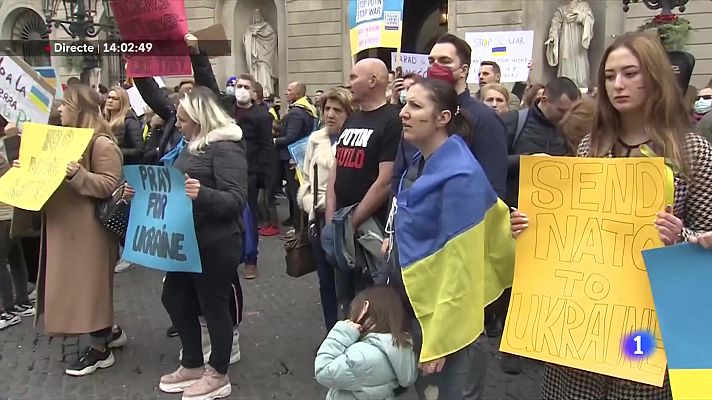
xmin=297 ymin=87 xmax=353 ymax=331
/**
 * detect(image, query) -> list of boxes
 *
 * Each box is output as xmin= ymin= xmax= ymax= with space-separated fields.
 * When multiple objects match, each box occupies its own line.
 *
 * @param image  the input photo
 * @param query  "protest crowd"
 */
xmin=1 ymin=2 xmax=712 ymax=400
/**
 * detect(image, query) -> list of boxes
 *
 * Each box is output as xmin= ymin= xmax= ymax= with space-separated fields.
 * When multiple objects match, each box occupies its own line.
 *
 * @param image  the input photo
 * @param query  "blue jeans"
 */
xmin=241 ymin=203 xmax=258 ymax=265
xmin=309 ymin=225 xmax=337 ymax=331
xmin=411 ymin=319 xmax=489 ymax=400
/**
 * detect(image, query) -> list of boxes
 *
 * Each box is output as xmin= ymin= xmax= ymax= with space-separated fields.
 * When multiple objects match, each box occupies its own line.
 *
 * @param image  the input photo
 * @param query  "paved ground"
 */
xmin=0 ymin=220 xmax=543 ymax=399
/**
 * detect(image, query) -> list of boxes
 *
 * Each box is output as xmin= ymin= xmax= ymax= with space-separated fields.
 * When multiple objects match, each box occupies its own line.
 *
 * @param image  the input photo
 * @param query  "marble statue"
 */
xmin=545 ymin=0 xmax=595 ymax=88
xmin=243 ymin=8 xmax=277 ymax=96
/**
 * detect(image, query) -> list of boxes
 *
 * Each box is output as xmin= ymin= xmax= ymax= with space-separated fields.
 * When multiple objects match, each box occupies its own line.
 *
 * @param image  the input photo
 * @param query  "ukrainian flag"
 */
xmin=395 ymin=135 xmax=515 ymax=362
xmin=35 ymin=67 xmax=57 ymax=89
xmin=643 ymin=243 xmax=712 ymax=399
xmin=492 ymin=46 xmax=507 ymax=57
xmin=29 ymin=86 xmax=50 ymax=113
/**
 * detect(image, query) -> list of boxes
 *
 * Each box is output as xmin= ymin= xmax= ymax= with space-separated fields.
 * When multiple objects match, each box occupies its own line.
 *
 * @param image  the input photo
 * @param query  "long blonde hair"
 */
xmin=179 ymin=86 xmax=235 ymax=154
xmin=590 ymin=31 xmax=691 ymax=175
xmin=63 ymin=85 xmax=113 ymax=138
xmin=104 ymin=86 xmax=132 ymax=137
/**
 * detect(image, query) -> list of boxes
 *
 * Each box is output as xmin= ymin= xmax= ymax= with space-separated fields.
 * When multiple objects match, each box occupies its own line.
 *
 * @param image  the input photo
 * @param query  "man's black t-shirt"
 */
xmin=334 ymin=104 xmax=402 ymax=222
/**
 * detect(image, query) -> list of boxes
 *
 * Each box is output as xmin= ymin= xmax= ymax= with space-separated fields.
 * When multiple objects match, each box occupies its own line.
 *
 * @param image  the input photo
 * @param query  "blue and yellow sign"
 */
xmin=643 ymin=243 xmax=712 ymax=399
xmin=348 ymin=0 xmax=403 ymax=56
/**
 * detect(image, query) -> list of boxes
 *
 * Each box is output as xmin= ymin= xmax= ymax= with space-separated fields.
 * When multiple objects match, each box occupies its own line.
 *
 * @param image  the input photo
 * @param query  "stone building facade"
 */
xmin=0 ymin=0 xmax=710 ymax=94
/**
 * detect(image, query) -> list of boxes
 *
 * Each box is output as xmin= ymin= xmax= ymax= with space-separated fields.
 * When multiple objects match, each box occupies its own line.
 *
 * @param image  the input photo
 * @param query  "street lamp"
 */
xmin=622 ymin=0 xmax=690 ymax=14
xmin=42 ymin=0 xmax=117 ymax=83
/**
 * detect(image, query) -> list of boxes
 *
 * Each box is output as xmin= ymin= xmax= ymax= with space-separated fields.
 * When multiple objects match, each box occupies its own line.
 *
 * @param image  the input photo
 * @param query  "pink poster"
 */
xmin=110 ymin=0 xmax=192 ymax=78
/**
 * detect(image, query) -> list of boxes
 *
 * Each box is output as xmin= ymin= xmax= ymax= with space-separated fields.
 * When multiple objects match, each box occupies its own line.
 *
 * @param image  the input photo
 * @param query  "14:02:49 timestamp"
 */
xmin=102 ymin=42 xmax=153 ymax=54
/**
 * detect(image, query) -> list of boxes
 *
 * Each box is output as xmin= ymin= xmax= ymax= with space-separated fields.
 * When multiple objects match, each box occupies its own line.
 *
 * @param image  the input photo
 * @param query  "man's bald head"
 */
xmin=286 ymin=81 xmax=306 ymax=103
xmin=356 ymin=58 xmax=389 ymax=86
xmin=349 ymin=58 xmax=389 ymax=109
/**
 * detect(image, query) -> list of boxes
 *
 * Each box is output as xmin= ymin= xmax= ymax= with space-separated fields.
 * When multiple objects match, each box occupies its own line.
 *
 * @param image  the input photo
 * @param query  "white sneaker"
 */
xmin=11 ymin=304 xmax=35 ymax=317
xmin=0 ymin=311 xmax=21 ymax=330
xmin=114 ymin=260 xmax=135 ymax=273
xmin=179 ymin=328 xmax=241 ymax=364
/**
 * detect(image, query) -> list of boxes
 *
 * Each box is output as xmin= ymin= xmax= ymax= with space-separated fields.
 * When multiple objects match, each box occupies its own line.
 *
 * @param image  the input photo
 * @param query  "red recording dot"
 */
xmin=44 ymin=44 xmax=51 ymax=53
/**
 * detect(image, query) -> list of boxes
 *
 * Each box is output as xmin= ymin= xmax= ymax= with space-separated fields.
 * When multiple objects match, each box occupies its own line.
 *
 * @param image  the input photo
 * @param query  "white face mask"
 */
xmin=225 ymin=86 xmax=235 ymax=96
xmin=694 ymin=98 xmax=712 ymax=115
xmin=399 ymin=90 xmax=407 ymax=105
xmin=235 ymin=87 xmax=251 ymax=104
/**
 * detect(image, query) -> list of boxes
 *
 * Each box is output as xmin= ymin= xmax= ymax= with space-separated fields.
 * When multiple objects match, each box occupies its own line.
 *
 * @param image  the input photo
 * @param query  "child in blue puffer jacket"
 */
xmin=315 ymin=286 xmax=417 ymax=400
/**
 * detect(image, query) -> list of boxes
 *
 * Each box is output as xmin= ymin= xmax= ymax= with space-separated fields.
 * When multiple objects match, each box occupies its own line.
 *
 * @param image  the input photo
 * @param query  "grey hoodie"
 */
xmin=315 ymin=321 xmax=417 ymax=400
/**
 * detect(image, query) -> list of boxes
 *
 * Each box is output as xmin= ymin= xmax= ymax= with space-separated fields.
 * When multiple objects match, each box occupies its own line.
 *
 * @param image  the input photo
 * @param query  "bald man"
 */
xmin=275 ymin=80 xmax=317 ymax=228
xmin=324 ymin=58 xmax=402 ymax=310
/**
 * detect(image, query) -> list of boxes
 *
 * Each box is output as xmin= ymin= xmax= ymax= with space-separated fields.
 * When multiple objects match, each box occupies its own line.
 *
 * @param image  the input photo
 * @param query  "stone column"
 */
xmin=522 ymin=0 xmax=560 ymax=85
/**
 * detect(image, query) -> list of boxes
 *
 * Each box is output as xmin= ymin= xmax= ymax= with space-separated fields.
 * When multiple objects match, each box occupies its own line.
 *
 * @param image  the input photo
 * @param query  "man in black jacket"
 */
xmin=503 ymin=76 xmax=580 ymax=208
xmin=275 ymin=81 xmax=317 ymax=228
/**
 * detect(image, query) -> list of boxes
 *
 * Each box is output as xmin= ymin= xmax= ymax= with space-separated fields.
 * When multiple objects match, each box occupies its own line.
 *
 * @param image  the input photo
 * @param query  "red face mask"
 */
xmin=427 ymin=63 xmax=458 ymax=85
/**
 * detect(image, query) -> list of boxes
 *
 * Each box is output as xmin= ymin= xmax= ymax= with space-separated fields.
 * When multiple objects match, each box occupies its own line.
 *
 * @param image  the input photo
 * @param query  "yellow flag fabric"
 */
xmin=395 ymin=135 xmax=514 ymax=362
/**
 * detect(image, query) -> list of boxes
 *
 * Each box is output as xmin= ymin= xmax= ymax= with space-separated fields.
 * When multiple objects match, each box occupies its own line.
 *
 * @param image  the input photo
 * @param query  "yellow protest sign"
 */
xmin=0 ymin=123 xmax=94 ymax=211
xmin=501 ymin=156 xmax=668 ymax=387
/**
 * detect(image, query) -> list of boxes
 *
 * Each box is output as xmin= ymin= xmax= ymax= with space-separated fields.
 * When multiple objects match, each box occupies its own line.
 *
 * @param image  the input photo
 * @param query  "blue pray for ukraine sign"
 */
xmin=122 ymin=165 xmax=202 ymax=273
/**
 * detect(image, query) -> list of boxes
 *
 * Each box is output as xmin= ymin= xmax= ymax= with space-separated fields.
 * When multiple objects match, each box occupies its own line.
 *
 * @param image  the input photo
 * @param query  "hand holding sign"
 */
xmin=11 ymin=159 xmax=19 ymax=168
xmin=122 ymin=183 xmax=135 ymax=201
xmin=655 ymin=204 xmax=683 ymax=246
xmin=509 ymin=208 xmax=528 ymax=238
xmin=66 ymin=161 xmax=81 ymax=178
xmin=689 ymin=231 xmax=712 ymax=250
xmin=185 ymin=33 xmax=199 ymax=54
xmin=185 ymin=174 xmax=200 ymax=200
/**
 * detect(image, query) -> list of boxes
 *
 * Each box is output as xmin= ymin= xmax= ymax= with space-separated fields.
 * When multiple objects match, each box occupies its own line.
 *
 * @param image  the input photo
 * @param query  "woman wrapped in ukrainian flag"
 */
xmin=384 ymin=78 xmax=514 ymax=399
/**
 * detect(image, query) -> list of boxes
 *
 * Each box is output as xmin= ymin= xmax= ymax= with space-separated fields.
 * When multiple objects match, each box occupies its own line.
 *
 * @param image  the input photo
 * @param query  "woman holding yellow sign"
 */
xmin=14 ymin=85 xmax=127 ymax=377
xmin=511 ymin=31 xmax=712 ymax=400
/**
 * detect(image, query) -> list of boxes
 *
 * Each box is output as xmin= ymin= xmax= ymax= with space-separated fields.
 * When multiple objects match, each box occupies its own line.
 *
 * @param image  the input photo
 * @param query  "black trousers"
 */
xmin=0 ymin=221 xmax=29 ymax=310
xmin=282 ymin=161 xmax=300 ymax=227
xmin=162 ymin=234 xmax=241 ymax=374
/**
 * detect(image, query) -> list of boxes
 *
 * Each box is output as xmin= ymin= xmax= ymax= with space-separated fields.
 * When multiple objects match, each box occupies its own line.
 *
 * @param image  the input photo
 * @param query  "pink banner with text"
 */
xmin=110 ymin=0 xmax=192 ymax=77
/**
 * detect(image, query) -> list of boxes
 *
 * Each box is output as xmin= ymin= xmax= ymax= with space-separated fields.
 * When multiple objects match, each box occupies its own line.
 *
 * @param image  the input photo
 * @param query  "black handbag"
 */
xmin=87 ymin=134 xmax=130 ymax=241
xmin=284 ymin=164 xmax=318 ymax=278
xmin=96 ymin=184 xmax=130 ymax=241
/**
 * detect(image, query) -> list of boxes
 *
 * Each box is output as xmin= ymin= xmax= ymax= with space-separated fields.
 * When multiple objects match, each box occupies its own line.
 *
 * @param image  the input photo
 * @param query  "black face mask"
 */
xmin=273 ymin=105 xmax=281 ymax=113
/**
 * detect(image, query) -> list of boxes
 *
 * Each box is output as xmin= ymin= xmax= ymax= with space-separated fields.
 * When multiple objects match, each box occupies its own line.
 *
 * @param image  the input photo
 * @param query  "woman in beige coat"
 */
xmin=297 ymin=87 xmax=353 ymax=330
xmin=28 ymin=85 xmax=125 ymax=377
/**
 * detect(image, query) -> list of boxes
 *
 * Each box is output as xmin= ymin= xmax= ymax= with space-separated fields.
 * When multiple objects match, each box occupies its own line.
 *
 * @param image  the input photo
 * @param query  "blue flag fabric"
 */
xmin=643 ymin=243 xmax=712 ymax=399
xmin=394 ymin=135 xmax=514 ymax=362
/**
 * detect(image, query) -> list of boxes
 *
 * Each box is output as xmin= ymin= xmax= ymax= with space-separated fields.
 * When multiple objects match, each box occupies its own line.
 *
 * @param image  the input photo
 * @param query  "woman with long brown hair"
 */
xmin=19 ymin=85 xmax=126 ymax=376
xmin=511 ymin=31 xmax=712 ymax=399
xmin=104 ymin=86 xmax=144 ymax=165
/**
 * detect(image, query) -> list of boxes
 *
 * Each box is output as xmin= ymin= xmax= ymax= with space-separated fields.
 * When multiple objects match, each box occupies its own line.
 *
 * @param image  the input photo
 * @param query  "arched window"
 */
xmin=11 ymin=9 xmax=51 ymax=67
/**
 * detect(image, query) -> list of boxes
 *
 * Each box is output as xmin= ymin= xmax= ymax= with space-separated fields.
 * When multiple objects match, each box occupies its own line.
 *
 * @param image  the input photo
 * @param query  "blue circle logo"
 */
xmin=621 ymin=330 xmax=656 ymax=360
